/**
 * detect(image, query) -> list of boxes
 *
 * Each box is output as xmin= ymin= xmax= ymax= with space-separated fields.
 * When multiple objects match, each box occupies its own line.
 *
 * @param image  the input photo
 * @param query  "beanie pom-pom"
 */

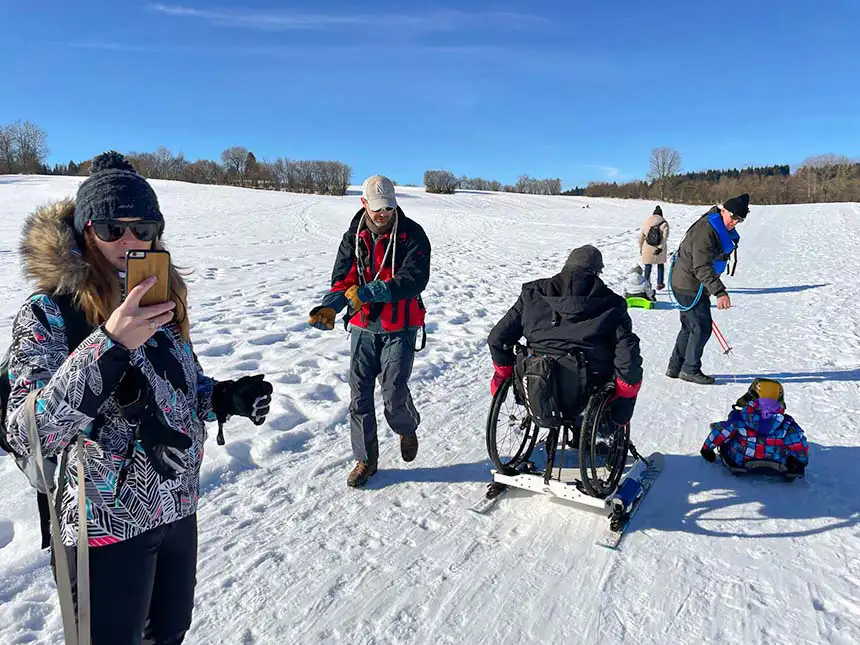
xmin=91 ymin=151 xmax=136 ymax=174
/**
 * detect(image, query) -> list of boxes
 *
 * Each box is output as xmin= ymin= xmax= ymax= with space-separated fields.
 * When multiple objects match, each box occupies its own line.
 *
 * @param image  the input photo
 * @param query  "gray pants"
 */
xmin=349 ymin=328 xmax=420 ymax=464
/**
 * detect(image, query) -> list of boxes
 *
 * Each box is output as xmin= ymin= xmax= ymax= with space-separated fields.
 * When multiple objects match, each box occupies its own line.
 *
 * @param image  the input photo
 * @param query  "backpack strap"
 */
xmin=25 ymin=390 xmax=90 ymax=645
xmin=30 ymin=293 xmax=93 ymax=644
xmin=51 ymin=293 xmax=94 ymax=351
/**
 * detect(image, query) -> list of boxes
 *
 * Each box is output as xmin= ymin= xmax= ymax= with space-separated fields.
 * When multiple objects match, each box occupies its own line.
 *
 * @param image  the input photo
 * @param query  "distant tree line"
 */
xmin=51 ymin=145 xmax=352 ymax=196
xmin=563 ymin=147 xmax=860 ymax=205
xmin=5 ymin=121 xmax=859 ymax=203
xmin=425 ymin=170 xmax=562 ymax=195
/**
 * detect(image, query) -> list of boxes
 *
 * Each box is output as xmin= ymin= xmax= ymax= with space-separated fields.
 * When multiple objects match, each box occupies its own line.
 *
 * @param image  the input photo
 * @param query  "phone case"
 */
xmin=125 ymin=250 xmax=171 ymax=306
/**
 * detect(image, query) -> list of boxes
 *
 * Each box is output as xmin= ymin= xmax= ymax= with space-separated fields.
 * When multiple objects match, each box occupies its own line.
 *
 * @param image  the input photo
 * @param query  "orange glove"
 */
xmin=344 ymin=285 xmax=364 ymax=311
xmin=308 ymin=306 xmax=337 ymax=331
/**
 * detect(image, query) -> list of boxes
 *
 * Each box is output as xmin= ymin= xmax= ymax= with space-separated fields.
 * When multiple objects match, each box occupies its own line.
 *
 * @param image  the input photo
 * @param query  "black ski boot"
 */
xmin=679 ymin=371 xmax=716 ymax=385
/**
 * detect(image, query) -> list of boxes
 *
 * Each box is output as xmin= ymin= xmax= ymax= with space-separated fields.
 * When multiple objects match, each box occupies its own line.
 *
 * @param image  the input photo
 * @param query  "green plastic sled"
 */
xmin=626 ymin=296 xmax=654 ymax=309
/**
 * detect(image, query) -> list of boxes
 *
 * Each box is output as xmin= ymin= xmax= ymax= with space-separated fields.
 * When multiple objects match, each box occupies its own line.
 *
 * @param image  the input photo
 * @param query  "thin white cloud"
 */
xmin=147 ymin=4 xmax=546 ymax=32
xmin=63 ymin=41 xmax=157 ymax=52
xmin=578 ymin=164 xmax=623 ymax=180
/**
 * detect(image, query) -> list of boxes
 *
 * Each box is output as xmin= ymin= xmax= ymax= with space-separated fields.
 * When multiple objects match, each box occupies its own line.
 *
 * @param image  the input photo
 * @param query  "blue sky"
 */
xmin=2 ymin=1 xmax=859 ymax=188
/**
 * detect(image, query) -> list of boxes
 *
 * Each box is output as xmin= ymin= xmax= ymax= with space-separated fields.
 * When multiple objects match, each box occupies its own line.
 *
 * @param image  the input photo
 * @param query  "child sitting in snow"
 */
xmin=701 ymin=378 xmax=809 ymax=476
xmin=622 ymin=265 xmax=656 ymax=302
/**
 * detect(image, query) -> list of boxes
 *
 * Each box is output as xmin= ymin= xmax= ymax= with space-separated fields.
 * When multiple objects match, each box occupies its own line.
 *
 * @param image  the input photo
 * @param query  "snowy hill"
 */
xmin=0 ymin=175 xmax=858 ymax=644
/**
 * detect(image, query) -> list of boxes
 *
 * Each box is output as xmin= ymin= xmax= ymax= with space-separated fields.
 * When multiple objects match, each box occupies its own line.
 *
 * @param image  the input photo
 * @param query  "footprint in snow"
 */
xmin=267 ymin=410 xmax=310 ymax=432
xmin=0 ymin=520 xmax=14 ymax=550
xmin=305 ymin=384 xmax=339 ymax=402
xmin=198 ymin=343 xmax=234 ymax=357
xmin=248 ymin=333 xmax=288 ymax=346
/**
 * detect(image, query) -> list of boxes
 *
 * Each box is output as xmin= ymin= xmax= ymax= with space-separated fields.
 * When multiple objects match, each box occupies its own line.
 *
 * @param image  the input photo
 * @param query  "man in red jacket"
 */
xmin=308 ymin=176 xmax=431 ymax=487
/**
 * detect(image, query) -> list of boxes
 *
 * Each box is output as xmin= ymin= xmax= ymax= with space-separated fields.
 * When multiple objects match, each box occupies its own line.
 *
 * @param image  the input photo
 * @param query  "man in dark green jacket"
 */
xmin=668 ymin=194 xmax=749 ymax=384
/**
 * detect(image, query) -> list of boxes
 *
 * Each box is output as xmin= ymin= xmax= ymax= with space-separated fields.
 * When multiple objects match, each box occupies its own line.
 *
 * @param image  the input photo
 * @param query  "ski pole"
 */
xmin=712 ymin=321 xmax=732 ymax=355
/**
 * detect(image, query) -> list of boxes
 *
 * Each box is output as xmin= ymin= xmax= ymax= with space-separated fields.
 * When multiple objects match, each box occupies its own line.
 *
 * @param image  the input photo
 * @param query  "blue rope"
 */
xmin=667 ymin=252 xmax=703 ymax=312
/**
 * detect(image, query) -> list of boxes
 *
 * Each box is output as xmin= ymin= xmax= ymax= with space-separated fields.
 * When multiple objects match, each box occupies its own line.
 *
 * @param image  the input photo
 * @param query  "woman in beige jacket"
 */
xmin=638 ymin=205 xmax=670 ymax=289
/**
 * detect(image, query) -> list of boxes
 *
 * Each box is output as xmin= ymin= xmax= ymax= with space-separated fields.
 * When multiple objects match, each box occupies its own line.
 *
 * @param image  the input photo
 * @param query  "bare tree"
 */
xmin=648 ymin=146 xmax=682 ymax=199
xmin=221 ymin=146 xmax=249 ymax=184
xmin=424 ymin=170 xmax=459 ymax=194
xmin=8 ymin=120 xmax=49 ymax=173
xmin=182 ymin=159 xmax=223 ymax=184
xmin=0 ymin=124 xmax=14 ymax=173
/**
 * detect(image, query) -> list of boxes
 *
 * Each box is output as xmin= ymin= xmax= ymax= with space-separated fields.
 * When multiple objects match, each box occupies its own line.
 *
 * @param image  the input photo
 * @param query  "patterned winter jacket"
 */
xmin=4 ymin=201 xmax=216 ymax=547
xmin=703 ymin=399 xmax=809 ymax=467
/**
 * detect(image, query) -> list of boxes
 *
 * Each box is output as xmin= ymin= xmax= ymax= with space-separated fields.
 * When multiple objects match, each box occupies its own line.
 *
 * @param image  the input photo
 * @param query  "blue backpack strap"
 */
xmin=707 ymin=213 xmax=740 ymax=276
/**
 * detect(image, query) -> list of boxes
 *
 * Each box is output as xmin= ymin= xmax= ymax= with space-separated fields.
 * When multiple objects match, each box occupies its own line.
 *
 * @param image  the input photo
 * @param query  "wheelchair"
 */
xmin=485 ymin=343 xmax=634 ymax=499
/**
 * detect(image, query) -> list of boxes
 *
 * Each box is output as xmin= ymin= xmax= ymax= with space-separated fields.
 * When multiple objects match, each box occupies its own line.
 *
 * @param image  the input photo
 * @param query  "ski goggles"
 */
xmin=88 ymin=219 xmax=163 ymax=242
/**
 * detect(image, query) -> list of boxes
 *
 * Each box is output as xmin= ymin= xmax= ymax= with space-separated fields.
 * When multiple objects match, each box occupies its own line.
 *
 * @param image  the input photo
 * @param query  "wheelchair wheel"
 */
xmin=486 ymin=376 xmax=539 ymax=475
xmin=578 ymin=386 xmax=630 ymax=498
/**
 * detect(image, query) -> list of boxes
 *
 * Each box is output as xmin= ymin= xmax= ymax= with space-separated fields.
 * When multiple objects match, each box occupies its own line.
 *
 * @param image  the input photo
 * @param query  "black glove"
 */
xmin=213 ymin=374 xmax=273 ymax=425
xmin=115 ymin=368 xmax=192 ymax=481
xmin=700 ymin=446 xmax=716 ymax=463
xmin=139 ymin=418 xmax=192 ymax=481
xmin=785 ymin=456 xmax=805 ymax=476
xmin=609 ymin=397 xmax=636 ymax=426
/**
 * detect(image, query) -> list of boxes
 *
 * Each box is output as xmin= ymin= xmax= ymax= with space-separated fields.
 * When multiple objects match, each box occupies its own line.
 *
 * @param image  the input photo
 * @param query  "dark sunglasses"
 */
xmin=370 ymin=206 xmax=395 ymax=214
xmin=88 ymin=220 xmax=162 ymax=242
xmin=730 ymin=214 xmax=746 ymax=222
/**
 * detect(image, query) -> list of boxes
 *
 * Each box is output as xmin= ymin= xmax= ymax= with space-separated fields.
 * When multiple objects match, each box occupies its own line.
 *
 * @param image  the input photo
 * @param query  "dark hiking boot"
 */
xmin=679 ymin=371 xmax=716 ymax=385
xmin=347 ymin=461 xmax=377 ymax=488
xmin=400 ymin=433 xmax=419 ymax=462
xmin=666 ymin=365 xmax=681 ymax=379
xmin=656 ymin=283 xmax=665 ymax=290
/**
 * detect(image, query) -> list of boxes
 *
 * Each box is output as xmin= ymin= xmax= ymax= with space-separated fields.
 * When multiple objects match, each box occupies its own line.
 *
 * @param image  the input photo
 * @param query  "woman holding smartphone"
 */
xmin=3 ymin=152 xmax=273 ymax=645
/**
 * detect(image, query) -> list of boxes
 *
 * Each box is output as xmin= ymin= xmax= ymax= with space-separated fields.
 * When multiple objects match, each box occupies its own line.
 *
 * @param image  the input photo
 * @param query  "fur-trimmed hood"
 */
xmin=19 ymin=200 xmax=90 ymax=296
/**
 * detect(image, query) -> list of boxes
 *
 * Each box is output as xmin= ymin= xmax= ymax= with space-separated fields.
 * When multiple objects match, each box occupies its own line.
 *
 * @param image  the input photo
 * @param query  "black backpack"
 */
xmin=645 ymin=222 xmax=663 ymax=246
xmin=0 ymin=292 xmax=93 ymax=549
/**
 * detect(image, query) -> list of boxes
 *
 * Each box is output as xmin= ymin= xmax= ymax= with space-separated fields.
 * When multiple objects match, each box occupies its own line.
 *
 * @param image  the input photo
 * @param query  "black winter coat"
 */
xmin=488 ymin=268 xmax=643 ymax=386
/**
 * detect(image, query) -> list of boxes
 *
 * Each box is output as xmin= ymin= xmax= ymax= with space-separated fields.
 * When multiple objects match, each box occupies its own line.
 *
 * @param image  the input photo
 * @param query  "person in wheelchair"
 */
xmin=487 ymin=244 xmax=643 ymax=435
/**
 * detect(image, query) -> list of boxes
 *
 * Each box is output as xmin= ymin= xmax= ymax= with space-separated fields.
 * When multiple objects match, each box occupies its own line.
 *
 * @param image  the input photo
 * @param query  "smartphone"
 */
xmin=125 ymin=249 xmax=171 ymax=306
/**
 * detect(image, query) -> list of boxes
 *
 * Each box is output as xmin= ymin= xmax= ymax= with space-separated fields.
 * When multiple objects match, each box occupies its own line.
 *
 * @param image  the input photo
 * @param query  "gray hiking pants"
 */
xmin=349 ymin=328 xmax=420 ymax=464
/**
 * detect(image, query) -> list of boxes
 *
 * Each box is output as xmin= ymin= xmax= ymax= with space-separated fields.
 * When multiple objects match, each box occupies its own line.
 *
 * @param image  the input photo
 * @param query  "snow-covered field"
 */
xmin=0 ymin=175 xmax=858 ymax=645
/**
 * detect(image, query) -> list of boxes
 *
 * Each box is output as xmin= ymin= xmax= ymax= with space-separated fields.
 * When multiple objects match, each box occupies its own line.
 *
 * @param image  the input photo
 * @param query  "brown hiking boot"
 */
xmin=400 ymin=433 xmax=419 ymax=462
xmin=347 ymin=461 xmax=377 ymax=488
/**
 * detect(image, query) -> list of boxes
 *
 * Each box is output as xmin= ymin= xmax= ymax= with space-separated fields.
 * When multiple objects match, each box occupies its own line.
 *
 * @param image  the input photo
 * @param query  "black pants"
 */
xmin=670 ymin=291 xmax=712 ymax=373
xmin=57 ymin=513 xmax=198 ymax=645
xmin=349 ymin=328 xmax=420 ymax=464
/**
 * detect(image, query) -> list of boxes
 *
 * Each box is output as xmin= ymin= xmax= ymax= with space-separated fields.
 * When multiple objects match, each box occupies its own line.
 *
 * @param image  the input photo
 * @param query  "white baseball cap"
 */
xmin=361 ymin=175 xmax=397 ymax=211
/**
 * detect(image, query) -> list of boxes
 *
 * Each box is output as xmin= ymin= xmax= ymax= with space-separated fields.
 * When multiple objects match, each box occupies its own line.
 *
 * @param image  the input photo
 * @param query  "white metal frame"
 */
xmin=490 ymin=455 xmax=648 ymax=516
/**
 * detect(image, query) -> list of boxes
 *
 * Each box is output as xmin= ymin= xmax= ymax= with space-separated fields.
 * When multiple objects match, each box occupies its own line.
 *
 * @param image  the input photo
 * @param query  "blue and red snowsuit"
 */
xmin=703 ymin=399 xmax=809 ymax=468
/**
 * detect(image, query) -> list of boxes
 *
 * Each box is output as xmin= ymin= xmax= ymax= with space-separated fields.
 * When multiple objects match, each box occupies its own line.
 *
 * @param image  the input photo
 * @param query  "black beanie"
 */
xmin=74 ymin=151 xmax=164 ymax=235
xmin=722 ymin=193 xmax=750 ymax=219
xmin=564 ymin=244 xmax=604 ymax=275
xmin=653 ymin=205 xmax=662 ymax=216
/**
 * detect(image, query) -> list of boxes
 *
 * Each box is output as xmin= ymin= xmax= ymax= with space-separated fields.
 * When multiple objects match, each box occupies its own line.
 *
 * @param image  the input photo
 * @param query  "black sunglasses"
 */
xmin=88 ymin=220 xmax=163 ymax=242
xmin=730 ymin=214 xmax=746 ymax=222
